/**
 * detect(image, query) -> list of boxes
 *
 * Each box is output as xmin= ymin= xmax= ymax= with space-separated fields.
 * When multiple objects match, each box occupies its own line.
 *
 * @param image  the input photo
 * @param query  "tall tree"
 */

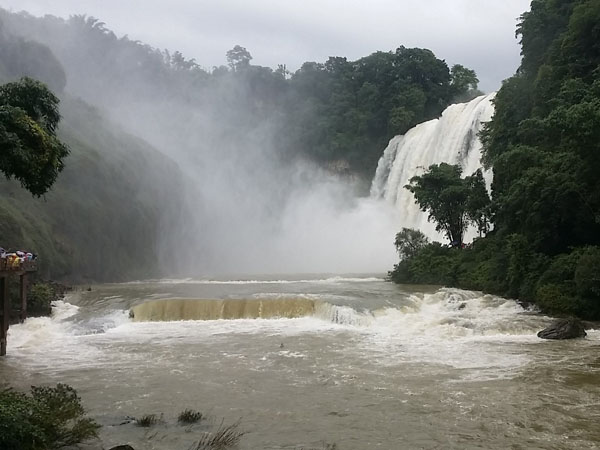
xmin=394 ymin=228 xmax=429 ymax=260
xmin=0 ymin=77 xmax=69 ymax=196
xmin=450 ymin=64 xmax=479 ymax=92
xmin=405 ymin=163 xmax=490 ymax=245
xmin=466 ymin=169 xmax=491 ymax=236
xmin=226 ymin=45 xmax=252 ymax=72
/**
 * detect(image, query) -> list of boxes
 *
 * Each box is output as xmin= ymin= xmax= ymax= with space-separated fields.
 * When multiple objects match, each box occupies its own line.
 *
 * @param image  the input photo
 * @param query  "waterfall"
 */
xmin=370 ymin=93 xmax=495 ymax=240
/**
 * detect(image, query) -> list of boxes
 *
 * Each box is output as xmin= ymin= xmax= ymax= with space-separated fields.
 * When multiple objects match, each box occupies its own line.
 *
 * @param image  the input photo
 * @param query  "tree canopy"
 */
xmin=0 ymin=9 xmax=482 ymax=181
xmin=405 ymin=163 xmax=490 ymax=246
xmin=284 ymin=47 xmax=481 ymax=176
xmin=394 ymin=227 xmax=429 ymax=260
xmin=392 ymin=0 xmax=600 ymax=320
xmin=0 ymin=77 xmax=69 ymax=196
xmin=226 ymin=45 xmax=253 ymax=72
xmin=481 ymin=0 xmax=600 ymax=255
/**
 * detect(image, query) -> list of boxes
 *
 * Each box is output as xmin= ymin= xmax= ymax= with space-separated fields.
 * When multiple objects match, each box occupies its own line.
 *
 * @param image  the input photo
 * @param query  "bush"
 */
xmin=389 ymin=242 xmax=458 ymax=285
xmin=135 ymin=414 xmax=158 ymax=427
xmin=0 ymin=384 xmax=100 ymax=450
xmin=454 ymin=235 xmax=509 ymax=294
xmin=28 ymin=283 xmax=55 ymax=316
xmin=574 ymin=247 xmax=600 ymax=297
xmin=178 ymin=408 xmax=203 ymax=424
xmin=536 ymin=283 xmax=578 ymax=316
xmin=574 ymin=247 xmax=600 ymax=319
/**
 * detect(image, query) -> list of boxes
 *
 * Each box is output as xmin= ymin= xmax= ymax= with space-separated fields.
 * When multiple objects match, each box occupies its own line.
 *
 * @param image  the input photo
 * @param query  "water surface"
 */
xmin=1 ymin=275 xmax=598 ymax=449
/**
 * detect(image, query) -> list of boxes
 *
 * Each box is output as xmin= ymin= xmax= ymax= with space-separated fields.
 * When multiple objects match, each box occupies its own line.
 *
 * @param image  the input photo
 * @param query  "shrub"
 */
xmin=135 ymin=414 xmax=158 ymax=427
xmin=574 ymin=247 xmax=600 ymax=319
xmin=0 ymin=384 xmax=100 ymax=450
xmin=454 ymin=235 xmax=510 ymax=294
xmin=178 ymin=408 xmax=203 ymax=424
xmin=574 ymin=247 xmax=600 ymax=297
xmin=389 ymin=242 xmax=458 ymax=285
xmin=28 ymin=283 xmax=55 ymax=316
xmin=535 ymin=283 xmax=578 ymax=316
xmin=504 ymin=234 xmax=549 ymax=300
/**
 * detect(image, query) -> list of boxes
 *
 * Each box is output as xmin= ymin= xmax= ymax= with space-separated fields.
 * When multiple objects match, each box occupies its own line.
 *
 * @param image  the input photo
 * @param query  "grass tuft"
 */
xmin=178 ymin=408 xmax=203 ymax=424
xmin=191 ymin=419 xmax=245 ymax=449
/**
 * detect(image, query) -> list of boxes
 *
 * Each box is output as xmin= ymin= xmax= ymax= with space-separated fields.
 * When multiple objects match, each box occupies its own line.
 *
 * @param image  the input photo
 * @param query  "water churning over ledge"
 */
xmin=130 ymin=298 xmax=317 ymax=321
xmin=129 ymin=297 xmax=375 ymax=326
xmin=370 ymin=93 xmax=495 ymax=239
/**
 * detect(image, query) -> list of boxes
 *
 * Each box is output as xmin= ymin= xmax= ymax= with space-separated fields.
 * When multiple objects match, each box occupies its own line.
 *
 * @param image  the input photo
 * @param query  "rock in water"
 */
xmin=108 ymin=446 xmax=136 ymax=450
xmin=537 ymin=318 xmax=587 ymax=339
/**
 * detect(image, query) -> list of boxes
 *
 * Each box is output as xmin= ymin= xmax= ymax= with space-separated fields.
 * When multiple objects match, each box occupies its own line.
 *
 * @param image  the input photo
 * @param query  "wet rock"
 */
xmin=516 ymin=300 xmax=534 ymax=310
xmin=117 ymin=415 xmax=137 ymax=425
xmin=457 ymin=302 xmax=467 ymax=310
xmin=108 ymin=446 xmax=135 ymax=450
xmin=537 ymin=318 xmax=587 ymax=340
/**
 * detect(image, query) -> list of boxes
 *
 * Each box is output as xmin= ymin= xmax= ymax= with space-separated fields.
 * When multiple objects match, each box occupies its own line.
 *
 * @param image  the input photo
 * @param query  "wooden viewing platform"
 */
xmin=0 ymin=259 xmax=37 ymax=356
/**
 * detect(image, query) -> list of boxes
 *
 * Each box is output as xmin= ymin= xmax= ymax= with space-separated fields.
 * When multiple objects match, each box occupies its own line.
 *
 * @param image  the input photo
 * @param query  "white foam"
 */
xmin=315 ymin=302 xmax=374 ymax=327
xmin=348 ymin=289 xmax=548 ymax=374
xmin=51 ymin=299 xmax=80 ymax=320
xmin=6 ymin=288 xmax=589 ymax=381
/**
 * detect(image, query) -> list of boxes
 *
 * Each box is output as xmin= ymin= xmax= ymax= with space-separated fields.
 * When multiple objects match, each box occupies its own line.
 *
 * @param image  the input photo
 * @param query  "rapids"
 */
xmin=1 ymin=276 xmax=599 ymax=449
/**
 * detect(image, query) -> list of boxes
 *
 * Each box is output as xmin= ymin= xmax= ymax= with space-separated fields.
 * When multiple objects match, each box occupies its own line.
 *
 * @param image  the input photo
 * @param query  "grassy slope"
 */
xmin=0 ymin=96 xmax=184 ymax=282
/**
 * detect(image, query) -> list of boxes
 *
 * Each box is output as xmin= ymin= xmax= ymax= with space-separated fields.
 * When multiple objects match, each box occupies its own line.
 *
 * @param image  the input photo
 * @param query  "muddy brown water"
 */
xmin=1 ymin=276 xmax=599 ymax=449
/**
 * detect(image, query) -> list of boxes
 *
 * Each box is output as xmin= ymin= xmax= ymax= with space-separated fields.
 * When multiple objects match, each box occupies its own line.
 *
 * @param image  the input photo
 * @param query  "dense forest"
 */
xmin=0 ymin=9 xmax=480 ymax=177
xmin=0 ymin=8 xmax=479 ymax=280
xmin=391 ymin=0 xmax=600 ymax=320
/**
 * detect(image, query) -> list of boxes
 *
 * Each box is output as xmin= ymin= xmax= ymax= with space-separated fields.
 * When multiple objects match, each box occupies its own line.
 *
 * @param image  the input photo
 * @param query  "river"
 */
xmin=1 ymin=275 xmax=599 ymax=449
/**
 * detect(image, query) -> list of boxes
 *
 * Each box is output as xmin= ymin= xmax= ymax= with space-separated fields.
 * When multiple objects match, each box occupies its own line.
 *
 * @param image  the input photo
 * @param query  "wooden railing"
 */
xmin=0 ymin=258 xmax=38 ymax=273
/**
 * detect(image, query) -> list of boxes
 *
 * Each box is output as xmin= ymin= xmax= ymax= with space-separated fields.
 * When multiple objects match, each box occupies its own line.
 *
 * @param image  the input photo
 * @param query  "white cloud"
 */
xmin=2 ymin=0 xmax=530 ymax=90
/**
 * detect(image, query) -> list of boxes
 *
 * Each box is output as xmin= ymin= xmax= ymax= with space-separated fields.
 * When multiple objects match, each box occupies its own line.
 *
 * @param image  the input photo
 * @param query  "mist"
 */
xmin=0 ymin=10 xmax=405 ymax=277
xmin=111 ymin=89 xmax=401 ymax=275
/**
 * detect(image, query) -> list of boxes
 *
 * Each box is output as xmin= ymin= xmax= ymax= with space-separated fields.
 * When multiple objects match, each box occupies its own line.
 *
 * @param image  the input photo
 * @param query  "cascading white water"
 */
xmin=370 ymin=93 xmax=495 ymax=240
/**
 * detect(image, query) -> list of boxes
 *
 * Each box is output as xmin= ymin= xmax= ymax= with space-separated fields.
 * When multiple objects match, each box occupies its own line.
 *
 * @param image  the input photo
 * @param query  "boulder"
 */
xmin=537 ymin=318 xmax=587 ymax=339
xmin=108 ymin=446 xmax=135 ymax=450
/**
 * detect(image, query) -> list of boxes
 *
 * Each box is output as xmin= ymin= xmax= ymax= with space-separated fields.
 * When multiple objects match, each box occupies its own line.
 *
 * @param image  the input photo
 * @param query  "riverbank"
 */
xmin=389 ymin=236 xmax=600 ymax=321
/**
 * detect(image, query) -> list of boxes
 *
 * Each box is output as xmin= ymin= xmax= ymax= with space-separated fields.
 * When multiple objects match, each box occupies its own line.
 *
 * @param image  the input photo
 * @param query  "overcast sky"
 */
xmin=2 ymin=0 xmax=530 ymax=92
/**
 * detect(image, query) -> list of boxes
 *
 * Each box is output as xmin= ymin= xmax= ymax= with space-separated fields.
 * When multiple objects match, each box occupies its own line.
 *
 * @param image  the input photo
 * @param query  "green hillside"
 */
xmin=0 ymin=95 xmax=184 ymax=281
